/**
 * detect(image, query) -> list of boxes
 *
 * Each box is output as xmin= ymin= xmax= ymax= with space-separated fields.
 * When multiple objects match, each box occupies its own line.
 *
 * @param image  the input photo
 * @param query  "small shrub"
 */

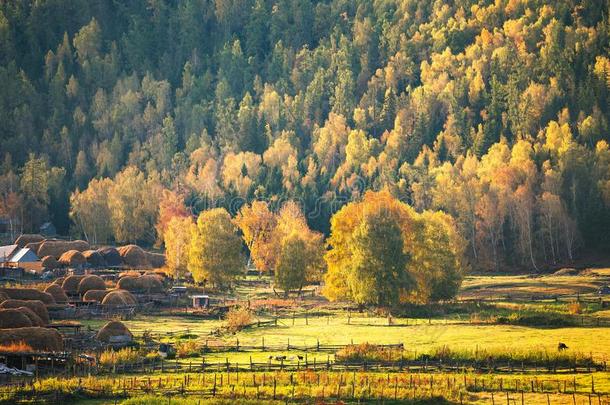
xmin=175 ymin=340 xmax=200 ymax=358
xmin=335 ymin=343 xmax=402 ymax=363
xmin=225 ymin=307 xmax=252 ymax=333
xmin=98 ymin=348 xmax=140 ymax=367
xmin=568 ymin=301 xmax=583 ymax=314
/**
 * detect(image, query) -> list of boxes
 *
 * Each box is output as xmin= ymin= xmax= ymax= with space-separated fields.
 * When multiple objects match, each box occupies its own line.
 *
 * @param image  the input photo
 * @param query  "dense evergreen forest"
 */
xmin=1 ymin=0 xmax=609 ymax=272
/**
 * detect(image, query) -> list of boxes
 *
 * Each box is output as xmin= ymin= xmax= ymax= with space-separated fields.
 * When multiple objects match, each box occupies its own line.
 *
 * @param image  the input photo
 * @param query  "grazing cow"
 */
xmin=297 ymin=355 xmax=304 ymax=361
xmin=274 ymin=355 xmax=287 ymax=361
xmin=558 ymin=342 xmax=568 ymax=351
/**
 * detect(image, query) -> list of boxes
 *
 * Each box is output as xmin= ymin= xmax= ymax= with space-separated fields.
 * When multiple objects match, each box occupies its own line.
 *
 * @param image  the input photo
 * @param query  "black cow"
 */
xmin=558 ymin=342 xmax=568 ymax=351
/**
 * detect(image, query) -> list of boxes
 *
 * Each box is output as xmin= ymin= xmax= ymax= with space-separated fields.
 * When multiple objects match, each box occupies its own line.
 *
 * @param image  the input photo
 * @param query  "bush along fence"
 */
xmin=1 ymin=371 xmax=608 ymax=404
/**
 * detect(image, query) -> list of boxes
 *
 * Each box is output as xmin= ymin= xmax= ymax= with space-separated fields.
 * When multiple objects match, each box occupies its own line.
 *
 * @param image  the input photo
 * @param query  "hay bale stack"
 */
xmin=0 ymin=291 xmax=8 ymax=303
xmin=61 ymin=275 xmax=86 ymax=295
xmin=0 ymin=300 xmax=49 ymax=324
xmin=96 ymin=321 xmax=133 ymax=343
xmin=147 ymin=252 xmax=166 ymax=268
xmin=101 ymin=290 xmax=137 ymax=306
xmin=0 ymin=327 xmax=63 ymax=351
xmin=98 ymin=247 xmax=122 ymax=266
xmin=0 ymin=309 xmax=33 ymax=328
xmin=118 ymin=245 xmax=150 ymax=268
xmin=117 ymin=275 xmax=163 ymax=293
xmin=52 ymin=277 xmax=65 ymax=286
xmin=0 ymin=288 xmax=55 ymax=304
xmin=44 ymin=284 xmax=69 ymax=304
xmin=41 ymin=255 xmax=59 ymax=269
xmin=15 ymin=307 xmax=44 ymax=327
xmin=14 ymin=234 xmax=44 ymax=248
xmin=25 ymin=241 xmax=44 ymax=255
xmin=77 ymin=275 xmax=106 ymax=295
xmin=58 ymin=250 xmax=86 ymax=267
xmin=83 ymin=250 xmax=105 ymax=268
xmin=38 ymin=240 xmax=89 ymax=258
xmin=82 ymin=289 xmax=110 ymax=303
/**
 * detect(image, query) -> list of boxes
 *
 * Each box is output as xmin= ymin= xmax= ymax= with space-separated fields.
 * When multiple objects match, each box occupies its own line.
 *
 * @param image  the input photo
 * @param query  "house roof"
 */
xmin=9 ymin=248 xmax=38 ymax=263
xmin=0 ymin=245 xmax=18 ymax=262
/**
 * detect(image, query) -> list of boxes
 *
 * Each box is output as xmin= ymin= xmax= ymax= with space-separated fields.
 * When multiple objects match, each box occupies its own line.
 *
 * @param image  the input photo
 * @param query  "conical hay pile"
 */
xmin=96 ymin=320 xmax=133 ymax=343
xmin=0 ymin=299 xmax=49 ymax=324
xmin=0 ymin=288 xmax=55 ymax=304
xmin=0 ymin=327 xmax=63 ymax=351
xmin=77 ymin=275 xmax=106 ymax=294
xmin=44 ymin=284 xmax=69 ymax=303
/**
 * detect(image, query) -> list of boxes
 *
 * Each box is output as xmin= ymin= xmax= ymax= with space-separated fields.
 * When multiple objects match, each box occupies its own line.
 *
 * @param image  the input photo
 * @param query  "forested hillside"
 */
xmin=1 ymin=0 xmax=609 ymax=272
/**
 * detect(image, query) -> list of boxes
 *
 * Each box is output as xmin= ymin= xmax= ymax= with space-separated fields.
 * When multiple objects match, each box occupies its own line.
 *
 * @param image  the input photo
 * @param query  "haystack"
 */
xmin=14 ymin=234 xmax=44 ymax=248
xmin=52 ymin=277 xmax=65 ymax=286
xmin=0 ymin=288 xmax=55 ymax=304
xmin=82 ymin=289 xmax=110 ymax=303
xmin=0 ymin=327 xmax=63 ymax=351
xmin=0 ymin=291 xmax=8 ymax=303
xmin=41 ymin=255 xmax=59 ymax=269
xmin=59 ymin=250 xmax=86 ymax=267
xmin=16 ymin=307 xmax=44 ymax=327
xmin=147 ymin=252 xmax=166 ymax=268
xmin=38 ymin=240 xmax=89 ymax=258
xmin=0 ymin=309 xmax=33 ymax=328
xmin=61 ymin=275 xmax=86 ymax=295
xmin=101 ymin=290 xmax=137 ymax=306
xmin=98 ymin=247 xmax=122 ymax=266
xmin=44 ymin=284 xmax=69 ymax=303
xmin=0 ymin=300 xmax=49 ymax=324
xmin=117 ymin=275 xmax=163 ymax=293
xmin=77 ymin=275 xmax=106 ymax=294
xmin=96 ymin=321 xmax=133 ymax=343
xmin=83 ymin=250 xmax=106 ymax=267
xmin=25 ymin=241 xmax=43 ymax=255
xmin=118 ymin=245 xmax=150 ymax=268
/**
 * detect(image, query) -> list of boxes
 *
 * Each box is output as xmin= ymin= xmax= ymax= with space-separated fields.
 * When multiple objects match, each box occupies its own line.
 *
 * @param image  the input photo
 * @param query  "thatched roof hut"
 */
xmin=77 ymin=275 xmax=106 ymax=294
xmin=15 ymin=307 xmax=44 ymax=327
xmin=43 ymin=284 xmax=69 ymax=304
xmin=41 ymin=255 xmax=59 ymax=269
xmin=0 ymin=309 xmax=34 ymax=328
xmin=147 ymin=252 xmax=166 ymax=268
xmin=38 ymin=240 xmax=89 ymax=259
xmin=0 ymin=300 xmax=49 ymax=324
xmin=14 ymin=234 xmax=44 ymax=248
xmin=96 ymin=321 xmax=133 ymax=343
xmin=101 ymin=290 xmax=137 ymax=306
xmin=58 ymin=250 xmax=86 ymax=267
xmin=0 ymin=327 xmax=63 ymax=351
xmin=82 ymin=289 xmax=110 ymax=303
xmin=83 ymin=250 xmax=106 ymax=268
xmin=0 ymin=288 xmax=55 ymax=304
xmin=118 ymin=245 xmax=150 ymax=268
xmin=98 ymin=247 xmax=122 ymax=266
xmin=117 ymin=275 xmax=163 ymax=293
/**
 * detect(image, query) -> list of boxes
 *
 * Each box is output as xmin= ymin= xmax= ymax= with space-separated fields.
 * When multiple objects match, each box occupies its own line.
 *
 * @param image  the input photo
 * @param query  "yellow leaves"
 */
xmin=188 ymin=208 xmax=244 ymax=287
xmin=164 ymin=216 xmax=193 ymax=279
xmin=544 ymin=121 xmax=573 ymax=156
xmin=222 ymin=151 xmax=262 ymax=196
xmin=263 ymin=135 xmax=299 ymax=190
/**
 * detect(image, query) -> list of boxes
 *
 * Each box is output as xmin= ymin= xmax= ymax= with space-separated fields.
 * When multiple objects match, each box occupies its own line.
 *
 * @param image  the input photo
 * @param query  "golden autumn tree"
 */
xmin=156 ymin=189 xmax=189 ymax=246
xmin=272 ymin=202 xmax=325 ymax=293
xmin=323 ymin=190 xmax=416 ymax=307
xmin=69 ymin=177 xmax=114 ymax=244
xmin=234 ymin=200 xmax=277 ymax=272
xmin=164 ymin=216 xmax=194 ymax=279
xmin=188 ymin=208 xmax=245 ymax=289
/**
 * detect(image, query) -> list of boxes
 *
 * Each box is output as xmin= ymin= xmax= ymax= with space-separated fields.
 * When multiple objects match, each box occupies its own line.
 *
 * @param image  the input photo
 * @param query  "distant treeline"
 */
xmin=0 ymin=0 xmax=609 ymax=271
